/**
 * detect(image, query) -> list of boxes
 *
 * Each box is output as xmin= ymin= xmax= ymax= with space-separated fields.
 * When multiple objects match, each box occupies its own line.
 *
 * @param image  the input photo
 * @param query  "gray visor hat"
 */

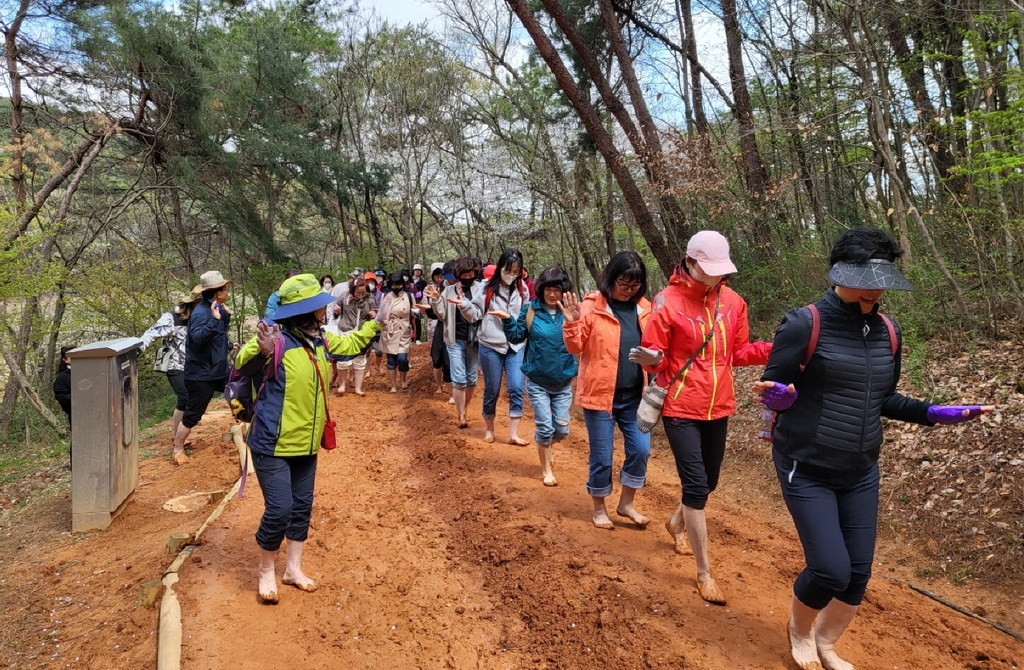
xmin=827 ymin=259 xmax=914 ymax=291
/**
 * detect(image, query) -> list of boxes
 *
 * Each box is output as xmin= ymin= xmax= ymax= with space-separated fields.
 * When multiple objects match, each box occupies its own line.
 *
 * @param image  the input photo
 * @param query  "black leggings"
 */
xmin=182 ymin=379 xmax=224 ymax=428
xmin=166 ymin=371 xmax=188 ymax=411
xmin=663 ymin=416 xmax=729 ymax=510
xmin=773 ymin=448 xmax=879 ymax=609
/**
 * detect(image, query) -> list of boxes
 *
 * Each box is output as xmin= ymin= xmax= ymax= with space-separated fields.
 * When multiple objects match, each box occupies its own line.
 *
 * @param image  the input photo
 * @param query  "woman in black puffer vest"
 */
xmin=756 ymin=228 xmax=994 ymax=670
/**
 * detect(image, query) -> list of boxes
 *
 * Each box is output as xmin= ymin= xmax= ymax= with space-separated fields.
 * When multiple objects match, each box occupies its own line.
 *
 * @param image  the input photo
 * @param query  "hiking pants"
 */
xmin=663 ymin=416 xmax=728 ymax=510
xmin=773 ymin=448 xmax=878 ymax=609
xmin=253 ymin=453 xmax=317 ymax=551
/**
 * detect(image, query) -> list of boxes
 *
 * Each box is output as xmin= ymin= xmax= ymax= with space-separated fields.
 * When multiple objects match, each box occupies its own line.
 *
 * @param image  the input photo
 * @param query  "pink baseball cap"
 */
xmin=686 ymin=231 xmax=737 ymax=275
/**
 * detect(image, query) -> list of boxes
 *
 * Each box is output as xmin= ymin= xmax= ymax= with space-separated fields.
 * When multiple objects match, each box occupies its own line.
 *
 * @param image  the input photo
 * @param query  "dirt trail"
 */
xmin=2 ymin=347 xmax=1022 ymax=669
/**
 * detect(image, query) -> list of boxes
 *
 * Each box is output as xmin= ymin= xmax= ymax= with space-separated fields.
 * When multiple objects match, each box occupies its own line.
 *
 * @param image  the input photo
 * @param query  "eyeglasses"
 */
xmin=615 ymin=279 xmax=642 ymax=292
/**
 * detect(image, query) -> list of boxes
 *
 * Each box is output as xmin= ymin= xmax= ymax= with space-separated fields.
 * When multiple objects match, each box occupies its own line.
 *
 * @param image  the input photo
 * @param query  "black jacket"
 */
xmin=185 ymin=298 xmax=232 ymax=382
xmin=53 ymin=366 xmax=72 ymax=418
xmin=762 ymin=289 xmax=931 ymax=481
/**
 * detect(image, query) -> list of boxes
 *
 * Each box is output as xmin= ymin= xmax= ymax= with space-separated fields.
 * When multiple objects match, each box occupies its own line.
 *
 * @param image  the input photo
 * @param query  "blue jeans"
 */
xmin=386 ymin=353 xmax=409 ymax=371
xmin=446 ymin=340 xmax=478 ymax=389
xmin=479 ymin=345 xmax=525 ymax=419
xmin=773 ymin=448 xmax=879 ymax=609
xmin=582 ymin=393 xmax=650 ymax=497
xmin=526 ymin=378 xmax=573 ymax=446
xmin=252 ymin=453 xmax=317 ymax=551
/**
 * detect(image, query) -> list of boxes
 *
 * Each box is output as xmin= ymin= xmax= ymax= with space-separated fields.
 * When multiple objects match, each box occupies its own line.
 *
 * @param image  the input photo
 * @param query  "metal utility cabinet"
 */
xmin=68 ymin=337 xmax=143 ymax=532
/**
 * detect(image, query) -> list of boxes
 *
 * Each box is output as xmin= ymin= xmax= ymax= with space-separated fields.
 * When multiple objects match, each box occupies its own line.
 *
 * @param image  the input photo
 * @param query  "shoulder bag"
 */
xmin=636 ymin=294 xmax=720 ymax=434
xmin=303 ymin=346 xmax=337 ymax=450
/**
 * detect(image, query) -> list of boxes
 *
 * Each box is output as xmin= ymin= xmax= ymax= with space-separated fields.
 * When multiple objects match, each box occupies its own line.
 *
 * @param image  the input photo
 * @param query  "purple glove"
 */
xmin=760 ymin=382 xmax=798 ymax=411
xmin=927 ymin=405 xmax=985 ymax=425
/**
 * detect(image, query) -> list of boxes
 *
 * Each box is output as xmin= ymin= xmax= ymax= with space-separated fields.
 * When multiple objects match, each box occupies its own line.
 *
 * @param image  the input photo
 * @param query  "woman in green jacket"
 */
xmin=236 ymin=274 xmax=380 ymax=604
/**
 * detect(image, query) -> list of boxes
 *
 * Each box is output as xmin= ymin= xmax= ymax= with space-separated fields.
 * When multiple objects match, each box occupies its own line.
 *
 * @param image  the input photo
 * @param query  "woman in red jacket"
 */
xmin=638 ymin=231 xmax=771 ymax=605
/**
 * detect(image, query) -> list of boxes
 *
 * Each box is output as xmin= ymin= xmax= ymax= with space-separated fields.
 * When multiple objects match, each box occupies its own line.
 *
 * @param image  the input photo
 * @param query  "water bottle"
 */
xmin=757 ymin=407 xmax=776 ymax=441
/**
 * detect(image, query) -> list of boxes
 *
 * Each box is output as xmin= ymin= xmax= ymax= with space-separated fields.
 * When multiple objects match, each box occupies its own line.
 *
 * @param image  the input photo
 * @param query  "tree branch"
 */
xmin=610 ymin=0 xmax=737 ymax=113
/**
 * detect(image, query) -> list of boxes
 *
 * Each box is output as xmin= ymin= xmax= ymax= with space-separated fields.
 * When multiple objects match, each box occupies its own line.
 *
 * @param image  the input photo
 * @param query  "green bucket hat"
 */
xmin=271 ymin=273 xmax=337 ymax=321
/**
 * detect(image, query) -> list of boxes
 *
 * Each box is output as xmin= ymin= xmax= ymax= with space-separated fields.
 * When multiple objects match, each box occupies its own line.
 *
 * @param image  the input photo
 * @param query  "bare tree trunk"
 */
xmin=840 ymin=4 xmax=968 ymax=317
xmin=3 ymin=0 xmax=30 ymax=214
xmin=596 ymin=0 xmax=690 ymax=246
xmin=0 ymin=298 xmax=38 ymax=435
xmin=0 ymin=332 xmax=66 ymax=436
xmin=170 ymin=185 xmax=194 ymax=275
xmin=677 ymin=0 xmax=709 ymax=134
xmin=721 ymin=0 xmax=766 ymax=197
xmin=671 ymin=0 xmax=694 ymax=135
xmin=41 ymin=284 xmax=67 ymax=394
xmin=507 ymin=0 xmax=675 ymax=277
xmin=603 ymin=160 xmax=616 ymax=259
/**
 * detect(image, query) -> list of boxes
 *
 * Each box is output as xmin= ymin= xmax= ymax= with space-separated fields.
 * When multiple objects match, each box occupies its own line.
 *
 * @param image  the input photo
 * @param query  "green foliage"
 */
xmin=139 ymin=368 xmax=178 ymax=429
xmin=70 ymin=247 xmax=181 ymax=338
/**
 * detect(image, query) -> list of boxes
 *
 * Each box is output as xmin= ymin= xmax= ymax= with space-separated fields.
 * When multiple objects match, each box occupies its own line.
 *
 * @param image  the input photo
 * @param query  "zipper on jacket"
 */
xmin=309 ymin=346 xmax=320 ymax=455
xmin=705 ymin=294 xmax=718 ymax=421
xmin=673 ymin=316 xmax=704 ymax=401
xmin=860 ymin=320 xmax=871 ymax=445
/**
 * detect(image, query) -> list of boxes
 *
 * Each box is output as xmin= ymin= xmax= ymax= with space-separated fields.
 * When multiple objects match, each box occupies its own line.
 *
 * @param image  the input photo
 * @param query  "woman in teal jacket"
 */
xmin=502 ymin=266 xmax=578 ymax=486
xmin=236 ymin=274 xmax=380 ymax=604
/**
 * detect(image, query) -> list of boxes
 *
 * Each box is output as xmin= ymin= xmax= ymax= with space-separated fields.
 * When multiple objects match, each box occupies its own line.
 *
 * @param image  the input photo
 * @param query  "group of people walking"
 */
xmin=131 ymin=227 xmax=993 ymax=670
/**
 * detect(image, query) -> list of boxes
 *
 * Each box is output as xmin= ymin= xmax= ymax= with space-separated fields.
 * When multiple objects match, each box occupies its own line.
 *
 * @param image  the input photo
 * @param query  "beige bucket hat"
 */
xmin=172 ymin=289 xmax=201 ymax=305
xmin=192 ymin=270 xmax=233 ymax=294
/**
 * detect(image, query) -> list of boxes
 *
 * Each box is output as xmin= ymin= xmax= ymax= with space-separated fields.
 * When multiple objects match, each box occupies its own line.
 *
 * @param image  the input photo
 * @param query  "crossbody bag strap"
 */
xmin=660 ymin=292 xmax=721 ymax=388
xmin=302 ymin=345 xmax=332 ymax=426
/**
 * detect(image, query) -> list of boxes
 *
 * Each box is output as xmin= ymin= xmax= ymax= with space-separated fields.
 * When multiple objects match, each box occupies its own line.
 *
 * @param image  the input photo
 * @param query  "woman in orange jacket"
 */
xmin=637 ymin=231 xmax=771 ymax=605
xmin=562 ymin=251 xmax=653 ymax=530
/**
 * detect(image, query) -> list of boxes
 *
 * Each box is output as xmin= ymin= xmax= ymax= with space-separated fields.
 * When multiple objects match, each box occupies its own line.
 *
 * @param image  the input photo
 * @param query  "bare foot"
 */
xmin=354 ymin=391 xmax=365 ymax=397
xmin=390 ymin=387 xmax=398 ymax=393
xmin=615 ymin=504 xmax=650 ymax=527
xmin=172 ymin=451 xmax=190 ymax=466
xmin=592 ymin=509 xmax=614 ymax=530
xmin=697 ymin=575 xmax=727 ymax=605
xmin=336 ymin=389 xmax=345 ymax=396
xmin=435 ymin=386 xmax=445 ymax=395
xmin=447 ymin=397 xmax=455 ymax=405
xmin=281 ymin=569 xmax=318 ymax=593
xmin=258 ymin=567 xmax=279 ymax=604
xmin=482 ymin=432 xmax=495 ymax=443
xmin=818 ymin=647 xmax=855 ymax=670
xmin=508 ymin=435 xmax=529 ymax=446
xmin=789 ymin=621 xmax=824 ymax=669
xmin=458 ymin=416 xmax=468 ymax=429
xmin=542 ymin=472 xmax=557 ymax=487
xmin=665 ymin=518 xmax=693 ymax=555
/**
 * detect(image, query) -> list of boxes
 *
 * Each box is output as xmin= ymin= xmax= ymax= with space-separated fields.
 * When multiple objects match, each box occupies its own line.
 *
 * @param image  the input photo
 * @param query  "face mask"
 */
xmin=501 ymin=271 xmax=518 ymax=286
xmin=391 ymin=285 xmax=403 ymax=294
xmin=367 ymin=282 xmax=376 ymax=292
xmin=323 ymin=282 xmax=332 ymax=290
xmin=460 ymin=278 xmax=474 ymax=288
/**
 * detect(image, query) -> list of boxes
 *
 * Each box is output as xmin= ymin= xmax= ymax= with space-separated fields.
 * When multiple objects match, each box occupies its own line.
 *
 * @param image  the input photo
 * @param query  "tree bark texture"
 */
xmin=506 ymin=0 xmax=675 ymax=278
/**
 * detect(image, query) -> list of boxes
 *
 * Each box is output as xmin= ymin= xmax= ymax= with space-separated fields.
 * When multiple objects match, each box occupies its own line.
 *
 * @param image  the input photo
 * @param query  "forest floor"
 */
xmin=1 ymin=345 xmax=1022 ymax=669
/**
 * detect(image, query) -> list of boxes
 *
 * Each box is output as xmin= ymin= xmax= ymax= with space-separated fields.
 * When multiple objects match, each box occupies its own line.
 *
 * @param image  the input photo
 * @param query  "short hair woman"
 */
xmin=756 ymin=228 xmax=994 ymax=670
